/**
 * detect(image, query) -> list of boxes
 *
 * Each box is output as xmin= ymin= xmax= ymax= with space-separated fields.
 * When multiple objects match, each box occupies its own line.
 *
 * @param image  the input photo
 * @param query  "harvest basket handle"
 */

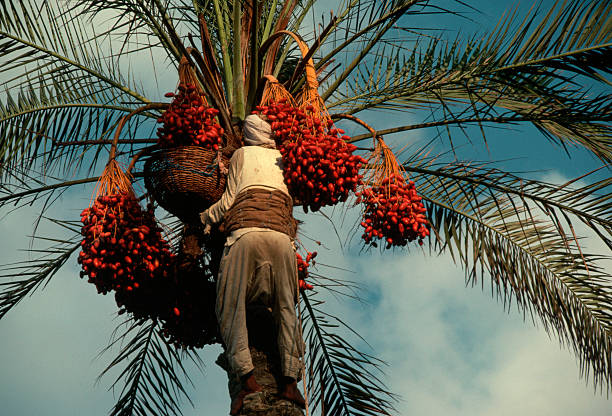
xmin=108 ymin=103 xmax=169 ymax=162
xmin=259 ymin=30 xmax=319 ymax=91
xmin=126 ymin=146 xmax=158 ymax=175
xmin=259 ymin=30 xmax=331 ymax=120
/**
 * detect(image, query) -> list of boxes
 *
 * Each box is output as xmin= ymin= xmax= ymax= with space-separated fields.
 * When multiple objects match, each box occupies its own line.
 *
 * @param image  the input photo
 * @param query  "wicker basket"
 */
xmin=144 ymin=146 xmax=230 ymax=220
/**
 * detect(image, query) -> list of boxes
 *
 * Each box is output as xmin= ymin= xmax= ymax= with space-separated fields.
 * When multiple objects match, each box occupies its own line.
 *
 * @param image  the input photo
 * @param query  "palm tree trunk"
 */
xmin=216 ymin=305 xmax=305 ymax=416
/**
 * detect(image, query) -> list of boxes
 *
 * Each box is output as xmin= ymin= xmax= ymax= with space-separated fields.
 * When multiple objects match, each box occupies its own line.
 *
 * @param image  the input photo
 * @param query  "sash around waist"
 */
xmin=220 ymin=188 xmax=297 ymax=238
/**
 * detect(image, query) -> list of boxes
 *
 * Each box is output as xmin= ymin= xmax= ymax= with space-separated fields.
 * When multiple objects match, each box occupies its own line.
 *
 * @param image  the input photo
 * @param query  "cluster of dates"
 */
xmin=157 ymin=83 xmax=224 ymax=149
xmin=296 ymin=251 xmax=317 ymax=290
xmin=358 ymin=174 xmax=429 ymax=248
xmin=255 ymin=101 xmax=366 ymax=212
xmin=78 ymin=193 xmax=175 ymax=320
xmin=158 ymin=262 xmax=219 ymax=348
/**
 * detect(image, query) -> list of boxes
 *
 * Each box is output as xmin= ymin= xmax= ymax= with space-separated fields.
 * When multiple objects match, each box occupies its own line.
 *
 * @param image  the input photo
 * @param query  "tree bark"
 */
xmin=216 ymin=305 xmax=305 ymax=416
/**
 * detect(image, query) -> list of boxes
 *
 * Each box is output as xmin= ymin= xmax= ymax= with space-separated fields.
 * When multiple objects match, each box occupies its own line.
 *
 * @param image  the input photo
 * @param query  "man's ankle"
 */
xmin=280 ymin=376 xmax=295 ymax=386
xmin=279 ymin=377 xmax=305 ymax=408
xmin=241 ymin=371 xmax=262 ymax=392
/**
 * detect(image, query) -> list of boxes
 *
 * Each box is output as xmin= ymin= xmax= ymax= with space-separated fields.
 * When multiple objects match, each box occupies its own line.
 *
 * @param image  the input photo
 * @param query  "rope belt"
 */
xmin=220 ymin=188 xmax=297 ymax=238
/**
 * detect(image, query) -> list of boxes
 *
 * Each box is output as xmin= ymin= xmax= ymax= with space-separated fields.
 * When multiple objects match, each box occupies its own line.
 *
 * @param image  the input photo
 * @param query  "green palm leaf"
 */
xmin=0 ymin=0 xmax=611 ymax=413
xmin=0 ymin=87 xmax=150 ymax=177
xmin=302 ymin=292 xmax=397 ymax=415
xmin=406 ymin=159 xmax=612 ymax=388
xmin=329 ymin=0 xmax=612 ymax=162
xmin=98 ymin=317 xmax=202 ymax=416
xmin=403 ymin=163 xmax=612 ymax=249
xmin=0 ymin=221 xmax=80 ymax=320
xmin=0 ymin=1 xmax=155 ymax=173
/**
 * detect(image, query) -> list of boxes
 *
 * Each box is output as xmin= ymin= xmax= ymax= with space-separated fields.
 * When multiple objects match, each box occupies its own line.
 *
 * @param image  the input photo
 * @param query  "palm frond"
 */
xmin=0 ymin=1 xmax=150 ymax=99
xmin=0 ymin=170 xmax=153 ymax=223
xmin=98 ymin=317 xmax=203 ymax=416
xmin=0 ymin=85 xmax=152 ymax=177
xmin=0 ymin=226 xmax=80 ymax=320
xmin=328 ymin=0 xmax=612 ymax=162
xmin=318 ymin=0 xmax=431 ymax=102
xmin=302 ymin=291 xmax=397 ymax=416
xmin=403 ymin=163 xmax=612 ymax=249
xmin=406 ymin=158 xmax=612 ymax=389
xmin=0 ymin=1 xmax=155 ymax=174
xmin=73 ymin=0 xmax=188 ymax=63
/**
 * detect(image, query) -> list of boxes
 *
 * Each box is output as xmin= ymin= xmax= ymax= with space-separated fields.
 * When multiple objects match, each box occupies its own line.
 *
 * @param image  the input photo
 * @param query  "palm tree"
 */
xmin=1 ymin=0 xmax=610 ymax=414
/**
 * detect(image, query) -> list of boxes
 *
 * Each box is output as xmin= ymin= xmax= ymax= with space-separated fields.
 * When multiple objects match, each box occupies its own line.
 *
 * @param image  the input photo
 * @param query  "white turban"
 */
xmin=243 ymin=114 xmax=275 ymax=148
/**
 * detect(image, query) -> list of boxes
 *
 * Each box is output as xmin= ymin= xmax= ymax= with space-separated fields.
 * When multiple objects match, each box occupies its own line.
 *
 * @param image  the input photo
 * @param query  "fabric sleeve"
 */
xmin=200 ymin=149 xmax=243 ymax=226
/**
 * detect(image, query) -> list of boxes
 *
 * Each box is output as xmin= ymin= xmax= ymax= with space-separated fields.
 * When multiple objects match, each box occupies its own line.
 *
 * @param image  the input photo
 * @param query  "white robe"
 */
xmin=200 ymin=145 xmax=302 ymax=379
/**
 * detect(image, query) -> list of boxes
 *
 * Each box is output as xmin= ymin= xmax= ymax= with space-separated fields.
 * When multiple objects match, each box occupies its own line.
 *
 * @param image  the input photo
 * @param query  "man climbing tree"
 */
xmin=1 ymin=2 xmax=611 ymax=415
xmin=200 ymin=114 xmax=307 ymax=415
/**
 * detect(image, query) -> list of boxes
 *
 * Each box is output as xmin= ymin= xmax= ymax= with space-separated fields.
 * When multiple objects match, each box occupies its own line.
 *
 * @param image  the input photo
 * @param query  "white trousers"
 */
xmin=216 ymin=231 xmax=302 ymax=378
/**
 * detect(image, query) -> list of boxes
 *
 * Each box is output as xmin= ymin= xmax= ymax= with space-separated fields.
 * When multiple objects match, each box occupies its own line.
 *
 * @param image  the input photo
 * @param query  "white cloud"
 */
xmin=475 ymin=330 xmax=611 ymax=416
xmin=2 ymin=156 xmax=609 ymax=416
xmin=2 ymin=2 xmax=610 ymax=415
xmin=299 ymin=205 xmax=611 ymax=415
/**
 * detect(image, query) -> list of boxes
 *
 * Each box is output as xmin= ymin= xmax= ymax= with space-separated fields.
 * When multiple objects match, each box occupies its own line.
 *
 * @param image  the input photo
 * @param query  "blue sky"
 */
xmin=0 ymin=1 xmax=610 ymax=415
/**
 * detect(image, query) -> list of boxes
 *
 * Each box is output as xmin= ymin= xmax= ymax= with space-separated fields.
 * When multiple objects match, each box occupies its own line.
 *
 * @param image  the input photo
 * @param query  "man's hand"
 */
xmin=199 ymin=208 xmax=213 ymax=236
xmin=202 ymin=223 xmax=212 ymax=236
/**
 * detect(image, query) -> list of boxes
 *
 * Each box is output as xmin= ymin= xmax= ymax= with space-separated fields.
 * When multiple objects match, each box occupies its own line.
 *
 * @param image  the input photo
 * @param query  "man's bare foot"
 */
xmin=229 ymin=372 xmax=262 ymax=415
xmin=280 ymin=377 xmax=306 ymax=409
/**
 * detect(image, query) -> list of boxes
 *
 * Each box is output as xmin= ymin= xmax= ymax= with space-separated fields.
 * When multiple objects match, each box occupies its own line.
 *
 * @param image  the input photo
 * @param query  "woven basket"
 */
xmin=144 ymin=146 xmax=230 ymax=220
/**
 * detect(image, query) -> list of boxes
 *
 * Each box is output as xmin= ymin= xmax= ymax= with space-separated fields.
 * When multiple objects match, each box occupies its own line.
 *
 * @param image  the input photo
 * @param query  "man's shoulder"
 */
xmin=241 ymin=146 xmax=280 ymax=156
xmin=229 ymin=146 xmax=246 ymax=161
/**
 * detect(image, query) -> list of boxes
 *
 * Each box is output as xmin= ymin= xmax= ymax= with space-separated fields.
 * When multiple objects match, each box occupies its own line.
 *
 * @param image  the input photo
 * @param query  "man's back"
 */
xmin=233 ymin=145 xmax=289 ymax=196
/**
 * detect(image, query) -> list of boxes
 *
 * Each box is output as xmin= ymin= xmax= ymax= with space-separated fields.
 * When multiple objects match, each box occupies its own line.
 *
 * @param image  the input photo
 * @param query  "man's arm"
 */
xmin=200 ymin=149 xmax=243 ymax=226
